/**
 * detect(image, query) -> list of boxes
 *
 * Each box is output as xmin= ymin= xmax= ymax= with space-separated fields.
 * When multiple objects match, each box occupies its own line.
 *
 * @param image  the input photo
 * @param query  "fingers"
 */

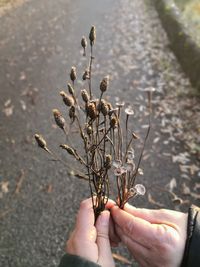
xmin=109 ymin=215 xmax=121 ymax=246
xmin=95 ymin=211 xmax=114 ymax=266
xmin=111 ymin=205 xmax=156 ymax=247
xmin=123 ymin=203 xmax=187 ymax=229
xmin=75 ymin=198 xmax=96 ymax=241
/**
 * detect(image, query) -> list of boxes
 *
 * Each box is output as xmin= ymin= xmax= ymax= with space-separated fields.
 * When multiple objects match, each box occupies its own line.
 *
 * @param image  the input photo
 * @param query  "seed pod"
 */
xmin=89 ymin=25 xmax=96 ymax=46
xmin=81 ymin=36 xmax=87 ymax=56
xmin=60 ymin=91 xmax=74 ymax=107
xmin=82 ymin=69 xmax=90 ymax=80
xmin=67 ymin=83 xmax=74 ymax=96
xmin=69 ymin=105 xmax=76 ymax=121
xmin=107 ymin=102 xmax=113 ymax=111
xmin=100 ymin=75 xmax=109 ymax=92
xmin=60 ymin=144 xmax=77 ymax=157
xmin=81 ymin=89 xmax=89 ymax=103
xmin=35 ymin=134 xmax=47 ymax=149
xmin=110 ymin=116 xmax=118 ymax=128
xmin=100 ymin=100 xmax=109 ymax=116
xmin=53 ymin=109 xmax=65 ymax=130
xmin=104 ymin=154 xmax=112 ymax=169
xmin=86 ymin=124 xmax=92 ymax=135
xmin=86 ymin=102 xmax=97 ymax=119
xmin=70 ymin=66 xmax=76 ymax=82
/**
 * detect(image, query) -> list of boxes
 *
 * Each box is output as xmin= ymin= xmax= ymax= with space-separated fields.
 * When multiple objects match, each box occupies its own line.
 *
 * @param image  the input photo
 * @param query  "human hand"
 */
xmin=109 ymin=202 xmax=187 ymax=267
xmin=66 ymin=199 xmax=115 ymax=267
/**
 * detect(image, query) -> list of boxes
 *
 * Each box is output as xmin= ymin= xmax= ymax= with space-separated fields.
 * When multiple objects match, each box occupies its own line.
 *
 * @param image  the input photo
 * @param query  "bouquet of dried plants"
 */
xmin=35 ymin=26 xmax=152 ymax=220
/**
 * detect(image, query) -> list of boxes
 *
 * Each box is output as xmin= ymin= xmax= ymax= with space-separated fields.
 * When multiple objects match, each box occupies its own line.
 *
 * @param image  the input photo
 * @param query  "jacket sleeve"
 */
xmin=58 ymin=253 xmax=101 ymax=267
xmin=181 ymin=205 xmax=200 ymax=267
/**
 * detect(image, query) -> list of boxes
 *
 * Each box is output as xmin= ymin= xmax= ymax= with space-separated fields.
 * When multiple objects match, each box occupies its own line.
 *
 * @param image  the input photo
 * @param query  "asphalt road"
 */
xmin=0 ymin=0 xmax=199 ymax=266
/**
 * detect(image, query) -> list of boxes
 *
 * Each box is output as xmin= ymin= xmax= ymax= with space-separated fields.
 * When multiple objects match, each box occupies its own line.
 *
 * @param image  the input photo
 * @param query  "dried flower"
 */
xmin=70 ymin=66 xmax=77 ymax=82
xmin=69 ymin=105 xmax=76 ymax=122
xmin=138 ymin=168 xmax=144 ymax=175
xmin=104 ymin=154 xmax=112 ymax=169
xmin=86 ymin=102 xmax=97 ymax=119
xmin=114 ymin=166 xmax=127 ymax=176
xmin=81 ymin=36 xmax=87 ymax=56
xmin=89 ymin=25 xmax=96 ymax=46
xmin=98 ymin=100 xmax=109 ymax=116
xmin=134 ymin=184 xmax=146 ymax=195
xmin=112 ymin=160 xmax=122 ymax=168
xmin=125 ymin=106 xmax=134 ymax=116
xmin=60 ymin=91 xmax=74 ymax=107
xmin=81 ymin=89 xmax=90 ymax=103
xmin=86 ymin=124 xmax=92 ymax=135
xmin=127 ymin=150 xmax=135 ymax=161
xmin=35 ymin=134 xmax=47 ymax=149
xmin=116 ymin=101 xmax=125 ymax=108
xmin=82 ymin=69 xmax=90 ymax=80
xmin=110 ymin=116 xmax=118 ymax=128
xmin=124 ymin=162 xmax=135 ymax=172
xmin=67 ymin=83 xmax=74 ymax=96
xmin=100 ymin=75 xmax=109 ymax=93
xmin=52 ymin=109 xmax=66 ymax=130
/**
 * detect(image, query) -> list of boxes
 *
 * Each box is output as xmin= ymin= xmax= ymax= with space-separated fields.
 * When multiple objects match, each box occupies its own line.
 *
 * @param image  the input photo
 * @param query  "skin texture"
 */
xmin=66 ymin=199 xmax=115 ymax=267
xmin=107 ymin=201 xmax=188 ymax=267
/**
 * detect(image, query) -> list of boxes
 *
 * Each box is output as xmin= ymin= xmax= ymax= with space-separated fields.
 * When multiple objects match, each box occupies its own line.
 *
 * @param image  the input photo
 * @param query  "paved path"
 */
xmin=0 ymin=0 xmax=199 ymax=266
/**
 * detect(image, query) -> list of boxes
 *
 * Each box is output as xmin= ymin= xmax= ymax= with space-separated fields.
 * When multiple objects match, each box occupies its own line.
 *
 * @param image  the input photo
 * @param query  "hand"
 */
xmin=109 ymin=202 xmax=187 ymax=267
xmin=66 ymin=199 xmax=115 ymax=267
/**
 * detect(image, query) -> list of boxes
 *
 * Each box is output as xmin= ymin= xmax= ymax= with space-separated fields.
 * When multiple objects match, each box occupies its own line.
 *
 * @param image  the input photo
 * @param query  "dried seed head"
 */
xmin=86 ymin=102 xmax=97 ymax=119
xmin=86 ymin=124 xmax=92 ymax=135
xmin=70 ymin=66 xmax=77 ymax=82
xmin=67 ymin=83 xmax=74 ymax=96
xmin=125 ymin=106 xmax=134 ymax=116
xmin=60 ymin=144 xmax=76 ymax=157
xmin=98 ymin=100 xmax=109 ymax=116
xmin=35 ymin=134 xmax=47 ymax=149
xmin=81 ymin=89 xmax=89 ymax=103
xmin=100 ymin=75 xmax=109 ymax=93
xmin=129 ymin=187 xmax=137 ymax=197
xmin=116 ymin=101 xmax=125 ymax=108
xmin=89 ymin=25 xmax=96 ymax=46
xmin=134 ymin=184 xmax=146 ymax=195
xmin=53 ymin=109 xmax=65 ymax=129
xmin=60 ymin=91 xmax=74 ymax=107
xmin=69 ymin=105 xmax=76 ymax=121
xmin=110 ymin=116 xmax=118 ymax=128
xmin=104 ymin=154 xmax=112 ymax=169
xmin=81 ymin=36 xmax=87 ymax=49
xmin=82 ymin=69 xmax=90 ymax=80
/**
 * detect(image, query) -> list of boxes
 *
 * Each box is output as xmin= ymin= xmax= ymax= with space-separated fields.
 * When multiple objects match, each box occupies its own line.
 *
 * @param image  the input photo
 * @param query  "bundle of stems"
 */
xmin=35 ymin=26 xmax=153 ymax=220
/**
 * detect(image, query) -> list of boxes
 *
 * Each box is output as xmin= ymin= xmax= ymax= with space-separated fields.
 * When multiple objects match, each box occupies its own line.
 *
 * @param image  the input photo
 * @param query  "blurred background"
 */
xmin=0 ymin=0 xmax=199 ymax=266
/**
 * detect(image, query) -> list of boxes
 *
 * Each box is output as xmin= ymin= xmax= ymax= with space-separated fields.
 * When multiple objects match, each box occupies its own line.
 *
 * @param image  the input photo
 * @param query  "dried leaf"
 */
xmin=181 ymin=183 xmax=191 ymax=196
xmin=2 ymin=105 xmax=14 ymax=117
xmin=1 ymin=181 xmax=9 ymax=194
xmin=15 ymin=170 xmax=25 ymax=194
xmin=112 ymin=253 xmax=132 ymax=265
xmin=166 ymin=178 xmax=177 ymax=192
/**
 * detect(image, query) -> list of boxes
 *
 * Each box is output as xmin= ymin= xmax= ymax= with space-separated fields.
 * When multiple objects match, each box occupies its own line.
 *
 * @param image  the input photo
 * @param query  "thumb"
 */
xmin=95 ymin=211 xmax=114 ymax=265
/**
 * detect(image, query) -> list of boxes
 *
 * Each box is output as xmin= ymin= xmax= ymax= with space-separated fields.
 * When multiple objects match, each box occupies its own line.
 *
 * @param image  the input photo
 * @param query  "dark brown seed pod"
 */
xmin=89 ymin=25 xmax=96 ymax=46
xmin=82 ymin=69 xmax=90 ymax=80
xmin=60 ymin=91 xmax=74 ymax=107
xmin=81 ymin=36 xmax=87 ymax=56
xmin=86 ymin=102 xmax=97 ymax=119
xmin=35 ymin=134 xmax=47 ymax=149
xmin=53 ymin=109 xmax=65 ymax=130
xmin=110 ymin=116 xmax=118 ymax=128
xmin=81 ymin=89 xmax=89 ymax=103
xmin=100 ymin=75 xmax=109 ymax=93
xmin=69 ymin=105 xmax=76 ymax=121
xmin=104 ymin=154 xmax=112 ymax=169
xmin=70 ymin=66 xmax=77 ymax=82
xmin=67 ymin=83 xmax=74 ymax=96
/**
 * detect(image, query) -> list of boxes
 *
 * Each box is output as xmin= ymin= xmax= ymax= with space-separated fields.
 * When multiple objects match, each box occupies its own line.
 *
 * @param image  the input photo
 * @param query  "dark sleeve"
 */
xmin=181 ymin=205 xmax=200 ymax=267
xmin=58 ymin=253 xmax=101 ymax=267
